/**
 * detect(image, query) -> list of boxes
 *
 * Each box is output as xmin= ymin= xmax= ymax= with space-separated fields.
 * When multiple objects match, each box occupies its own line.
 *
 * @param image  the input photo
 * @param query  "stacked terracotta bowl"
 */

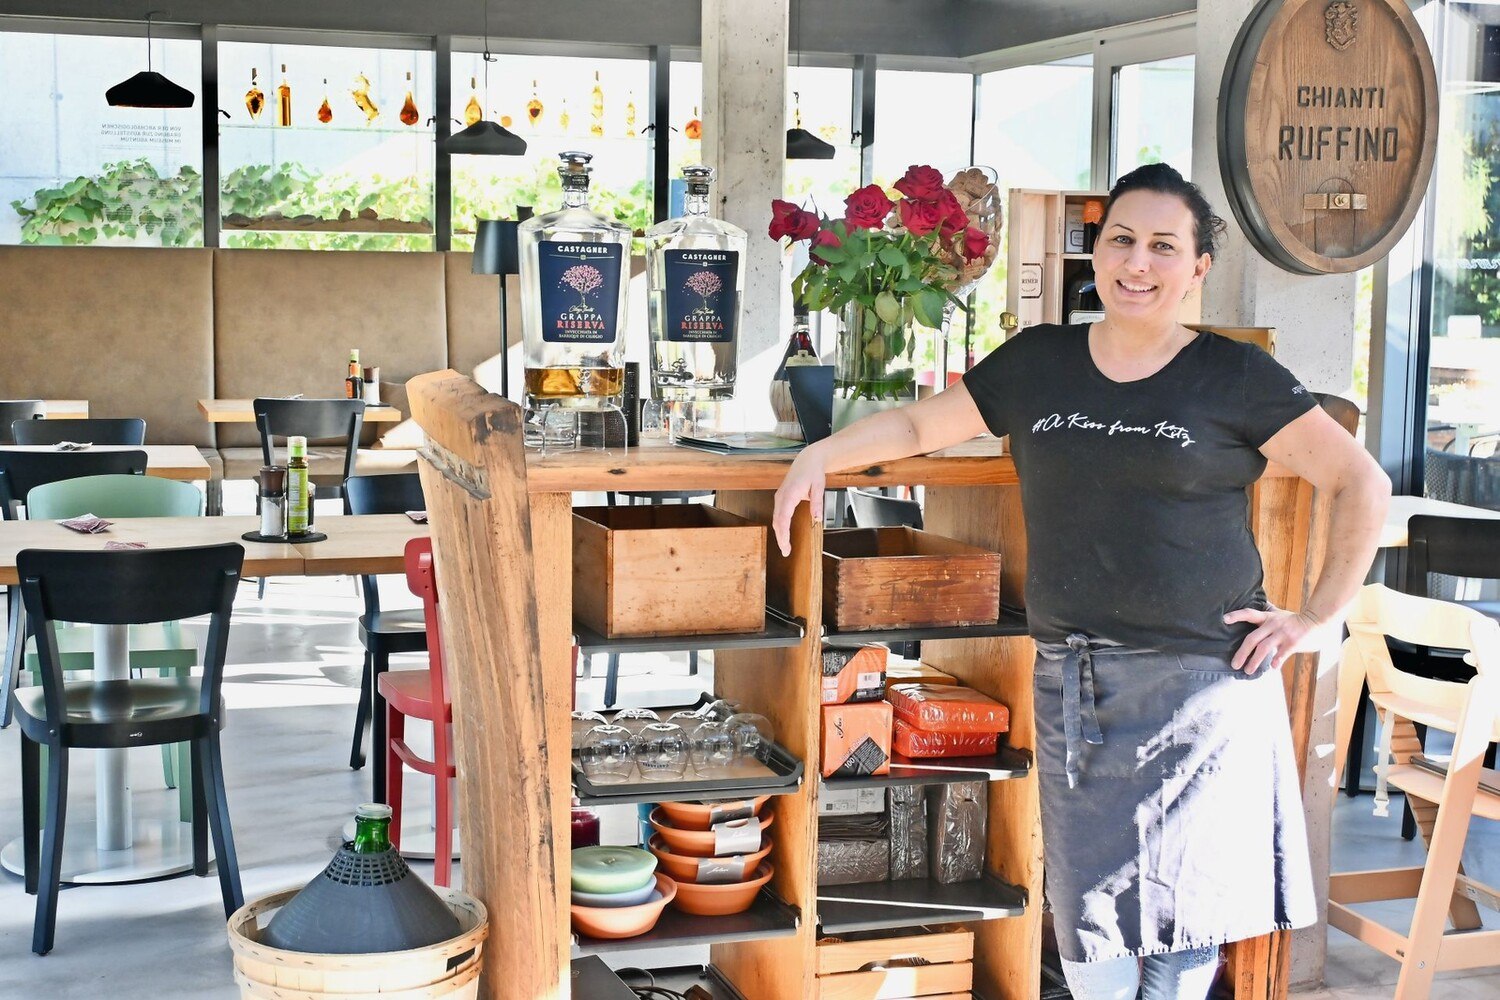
xmin=569 ymin=846 xmax=676 ymax=939
xmin=646 ymin=797 xmax=775 ymax=916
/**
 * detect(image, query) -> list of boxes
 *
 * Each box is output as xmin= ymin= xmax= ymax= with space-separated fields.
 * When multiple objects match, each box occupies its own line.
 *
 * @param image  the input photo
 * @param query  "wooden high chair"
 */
xmin=1331 ymin=584 xmax=1500 ymax=998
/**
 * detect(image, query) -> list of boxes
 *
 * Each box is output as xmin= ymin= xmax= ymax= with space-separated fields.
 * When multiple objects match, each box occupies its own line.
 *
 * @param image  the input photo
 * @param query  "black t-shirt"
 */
xmin=962 ymin=323 xmax=1318 ymax=654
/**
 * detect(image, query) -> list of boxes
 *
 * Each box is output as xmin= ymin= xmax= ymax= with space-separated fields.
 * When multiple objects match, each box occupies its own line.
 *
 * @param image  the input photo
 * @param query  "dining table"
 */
xmin=2 ymin=444 xmax=212 ymax=482
xmin=0 ymin=512 xmax=427 ymax=884
xmin=198 ymin=398 xmax=404 ymax=424
xmin=1379 ymin=493 xmax=1500 ymax=548
xmin=38 ymin=400 xmax=89 ymax=420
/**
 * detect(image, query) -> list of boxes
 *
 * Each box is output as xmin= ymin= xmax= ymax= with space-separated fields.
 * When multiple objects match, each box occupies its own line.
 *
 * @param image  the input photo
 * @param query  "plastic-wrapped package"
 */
xmin=817 ymin=837 xmax=891 ymax=886
xmin=820 ymin=701 xmax=893 ymax=777
xmin=888 ymin=684 xmax=1009 ymax=734
xmin=821 ymin=643 xmax=888 ymax=704
xmin=887 ymin=784 xmax=928 ymax=880
xmin=893 ymin=718 xmax=1000 ymax=759
xmin=884 ymin=661 xmax=959 ymax=691
xmin=926 ymin=780 xmax=987 ymax=883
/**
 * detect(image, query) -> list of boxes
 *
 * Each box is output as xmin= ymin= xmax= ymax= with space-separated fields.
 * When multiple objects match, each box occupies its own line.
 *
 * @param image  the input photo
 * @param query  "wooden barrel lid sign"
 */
xmin=1218 ymin=0 xmax=1438 ymax=274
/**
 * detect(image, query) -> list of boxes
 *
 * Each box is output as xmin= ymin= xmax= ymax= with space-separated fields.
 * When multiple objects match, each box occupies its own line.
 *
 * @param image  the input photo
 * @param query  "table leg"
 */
xmin=96 ymin=624 xmax=131 ymax=851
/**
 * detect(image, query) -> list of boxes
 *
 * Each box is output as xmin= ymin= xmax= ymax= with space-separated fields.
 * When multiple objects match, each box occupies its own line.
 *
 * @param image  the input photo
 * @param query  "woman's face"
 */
xmin=1092 ymin=189 xmax=1212 ymax=325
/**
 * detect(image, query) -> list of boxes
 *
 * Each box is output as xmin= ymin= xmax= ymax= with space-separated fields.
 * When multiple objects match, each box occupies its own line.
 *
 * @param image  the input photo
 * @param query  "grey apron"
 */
xmin=1033 ymin=634 xmax=1317 ymax=963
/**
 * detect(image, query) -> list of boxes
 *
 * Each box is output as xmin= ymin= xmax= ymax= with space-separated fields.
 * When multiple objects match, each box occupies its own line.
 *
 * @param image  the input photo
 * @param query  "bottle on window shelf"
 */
xmin=245 ymin=67 xmax=264 ymax=120
xmin=464 ymin=75 xmax=483 ymax=127
xmin=589 ymin=70 xmax=605 ymax=137
xmin=399 ymin=71 xmax=419 ymax=126
xmin=317 ymin=79 xmax=333 ymax=123
xmin=526 ymin=79 xmax=543 ymax=127
xmin=276 ymin=64 xmax=292 ymax=127
xmin=345 ymin=349 xmax=364 ymax=400
xmin=645 ymin=165 xmax=745 ymax=403
xmin=352 ymin=72 xmax=379 ymax=123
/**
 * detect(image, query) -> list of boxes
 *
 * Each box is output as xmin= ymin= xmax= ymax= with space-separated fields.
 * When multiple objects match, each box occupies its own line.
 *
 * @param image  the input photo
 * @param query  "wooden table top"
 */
xmin=519 ymin=435 xmax=1304 ymax=494
xmin=1 ymin=444 xmax=210 ymax=481
xmin=198 ymin=399 xmax=403 ymax=424
xmin=1381 ymin=494 xmax=1500 ymax=548
xmin=0 ymin=514 xmax=427 ymax=586
xmin=40 ymin=400 xmax=88 ymax=419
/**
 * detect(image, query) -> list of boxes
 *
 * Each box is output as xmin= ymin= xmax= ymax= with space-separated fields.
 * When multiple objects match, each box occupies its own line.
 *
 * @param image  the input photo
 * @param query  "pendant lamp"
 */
xmin=106 ymin=11 xmax=194 ymax=109
xmin=442 ymin=1 xmax=526 ymax=156
xmin=785 ymin=0 xmax=834 ymax=160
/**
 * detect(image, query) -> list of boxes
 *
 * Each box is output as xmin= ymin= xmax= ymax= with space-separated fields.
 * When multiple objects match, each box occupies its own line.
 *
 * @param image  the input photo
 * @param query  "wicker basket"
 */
xmin=227 ymin=886 xmax=488 ymax=999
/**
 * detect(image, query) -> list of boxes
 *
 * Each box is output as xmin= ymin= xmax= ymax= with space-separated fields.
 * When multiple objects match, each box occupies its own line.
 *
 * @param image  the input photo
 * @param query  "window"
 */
xmin=784 ymin=65 xmax=859 ymax=216
xmin=670 ymin=60 xmax=703 ymax=178
xmin=218 ymin=40 xmax=434 ymax=250
xmin=1111 ymin=55 xmax=1195 ymax=182
xmin=450 ymin=51 xmax=651 ymax=250
xmin=1422 ymin=2 xmax=1500 ymax=491
xmin=970 ymin=55 xmax=1094 ymax=358
xmin=871 ymin=70 xmax=974 ymax=188
xmin=1 ymin=29 xmax=203 ymax=247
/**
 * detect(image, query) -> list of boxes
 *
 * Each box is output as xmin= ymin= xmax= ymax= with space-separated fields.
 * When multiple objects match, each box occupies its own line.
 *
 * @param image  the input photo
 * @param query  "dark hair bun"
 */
xmin=1102 ymin=163 xmax=1228 ymax=259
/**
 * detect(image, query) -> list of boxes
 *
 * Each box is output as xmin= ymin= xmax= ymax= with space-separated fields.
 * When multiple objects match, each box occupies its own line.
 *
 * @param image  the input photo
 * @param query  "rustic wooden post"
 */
xmin=406 ymin=369 xmax=565 ymax=999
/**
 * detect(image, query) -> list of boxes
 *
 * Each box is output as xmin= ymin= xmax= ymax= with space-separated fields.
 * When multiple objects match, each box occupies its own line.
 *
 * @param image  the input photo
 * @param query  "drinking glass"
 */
xmin=690 ymin=720 xmax=737 ymax=776
xmin=632 ymin=722 xmax=690 ymax=780
xmin=611 ymin=707 xmax=661 ymax=736
xmin=699 ymin=698 xmax=742 ymax=723
xmin=570 ymin=710 xmax=609 ymax=751
xmin=722 ymin=712 xmax=773 ymax=761
xmin=578 ymin=724 xmax=635 ymax=784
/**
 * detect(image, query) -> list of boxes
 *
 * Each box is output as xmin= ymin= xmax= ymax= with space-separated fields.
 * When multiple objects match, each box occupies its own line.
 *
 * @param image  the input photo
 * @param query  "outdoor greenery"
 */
xmin=10 ymin=159 xmax=204 ymax=246
xmin=451 ymin=159 xmax=653 ymax=251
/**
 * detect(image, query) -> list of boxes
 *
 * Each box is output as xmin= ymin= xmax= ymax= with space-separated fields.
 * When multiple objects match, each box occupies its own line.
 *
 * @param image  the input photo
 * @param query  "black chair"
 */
xmin=0 ymin=449 xmax=149 ymax=729
xmin=15 ymin=543 xmax=244 ymax=954
xmin=344 ymin=473 xmax=428 ymax=804
xmin=594 ymin=490 xmax=712 ymax=708
xmin=1343 ymin=515 xmax=1500 ymax=832
xmin=0 ymin=401 xmax=43 ymax=445
xmin=1424 ymin=448 xmax=1500 ymax=512
xmin=11 ymin=417 xmax=146 ymax=446
xmin=845 ymin=487 xmax=924 ymax=529
xmin=252 ymin=398 xmax=366 ymax=502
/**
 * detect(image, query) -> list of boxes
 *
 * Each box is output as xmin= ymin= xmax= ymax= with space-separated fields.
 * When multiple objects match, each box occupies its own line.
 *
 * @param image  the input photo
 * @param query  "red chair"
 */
xmin=382 ymin=537 xmax=456 ymax=886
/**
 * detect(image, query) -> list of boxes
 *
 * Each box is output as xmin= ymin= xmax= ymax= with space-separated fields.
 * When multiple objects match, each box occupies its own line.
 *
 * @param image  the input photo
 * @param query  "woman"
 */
xmin=773 ymin=163 xmax=1390 ymax=1000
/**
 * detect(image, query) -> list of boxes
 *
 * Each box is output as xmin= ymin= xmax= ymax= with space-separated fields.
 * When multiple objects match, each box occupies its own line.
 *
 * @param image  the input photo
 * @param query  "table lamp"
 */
xmin=472 ymin=217 xmax=523 ymax=398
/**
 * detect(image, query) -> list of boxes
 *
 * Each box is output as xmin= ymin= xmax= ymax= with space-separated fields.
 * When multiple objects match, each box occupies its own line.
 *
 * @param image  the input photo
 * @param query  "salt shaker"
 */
xmin=362 ymin=365 xmax=381 ymax=405
xmin=258 ymin=465 xmax=287 ymax=538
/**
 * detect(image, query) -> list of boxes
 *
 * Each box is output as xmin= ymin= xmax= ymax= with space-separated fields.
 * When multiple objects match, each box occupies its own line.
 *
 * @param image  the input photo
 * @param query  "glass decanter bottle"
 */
xmin=645 ymin=165 xmax=745 ymax=402
xmin=352 ymin=72 xmax=379 ymax=123
xmin=276 ymin=64 xmax=292 ymax=127
xmin=245 ymin=67 xmax=264 ymax=120
xmin=464 ymin=75 xmax=483 ymax=127
xmin=518 ymin=151 xmax=633 ymax=447
xmin=558 ymin=98 xmax=571 ymax=133
xmin=526 ymin=79 xmax=543 ymax=127
xmin=317 ymin=79 xmax=333 ymax=123
xmin=590 ymin=70 xmax=605 ymax=137
xmin=399 ymin=71 xmax=419 ymax=126
xmin=624 ymin=91 xmax=637 ymax=137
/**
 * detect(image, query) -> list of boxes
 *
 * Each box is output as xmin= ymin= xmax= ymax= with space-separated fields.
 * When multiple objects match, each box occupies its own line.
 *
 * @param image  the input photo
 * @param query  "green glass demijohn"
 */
xmin=260 ymin=804 xmax=461 ymax=954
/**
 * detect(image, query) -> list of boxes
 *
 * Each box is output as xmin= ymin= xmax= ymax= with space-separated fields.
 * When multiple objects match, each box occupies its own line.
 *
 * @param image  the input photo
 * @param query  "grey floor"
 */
xmin=0 ymin=534 xmax=1495 ymax=997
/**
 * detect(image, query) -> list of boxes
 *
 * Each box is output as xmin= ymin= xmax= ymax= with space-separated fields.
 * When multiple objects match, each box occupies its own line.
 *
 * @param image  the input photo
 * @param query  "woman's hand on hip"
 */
xmin=1224 ymin=604 xmax=1324 ymax=674
xmin=772 ymin=447 xmax=827 ymax=557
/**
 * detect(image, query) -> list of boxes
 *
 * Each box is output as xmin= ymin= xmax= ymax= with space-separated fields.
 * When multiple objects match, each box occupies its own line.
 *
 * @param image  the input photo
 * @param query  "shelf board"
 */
xmin=572 ymin=887 xmax=800 ymax=956
xmin=821 ymin=745 xmax=1033 ymax=790
xmin=221 ymin=122 xmax=435 ymax=136
xmin=569 ymin=956 xmax=637 ymax=999
xmin=1061 ymin=252 xmax=1093 ymax=261
xmin=574 ymin=609 xmax=805 ymax=655
xmin=817 ymin=874 xmax=1026 ymax=935
xmin=823 ymin=608 xmax=1029 ymax=645
xmin=221 ymin=217 xmax=435 ymax=235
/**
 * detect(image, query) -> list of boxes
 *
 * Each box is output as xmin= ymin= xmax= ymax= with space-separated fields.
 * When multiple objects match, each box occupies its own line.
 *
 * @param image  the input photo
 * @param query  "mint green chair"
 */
xmin=24 ymin=474 xmax=205 ymax=820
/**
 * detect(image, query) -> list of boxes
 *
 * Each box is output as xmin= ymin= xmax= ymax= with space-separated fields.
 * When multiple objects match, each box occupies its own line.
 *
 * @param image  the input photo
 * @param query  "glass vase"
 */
xmin=834 ymin=300 xmax=917 ymax=430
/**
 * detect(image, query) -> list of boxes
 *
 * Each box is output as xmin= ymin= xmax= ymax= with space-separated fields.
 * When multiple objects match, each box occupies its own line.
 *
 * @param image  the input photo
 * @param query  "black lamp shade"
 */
xmin=106 ymin=70 xmax=194 ymax=109
xmin=473 ymin=219 xmax=520 ymax=276
xmin=786 ymin=126 xmax=836 ymax=160
xmin=444 ymin=119 xmax=528 ymax=157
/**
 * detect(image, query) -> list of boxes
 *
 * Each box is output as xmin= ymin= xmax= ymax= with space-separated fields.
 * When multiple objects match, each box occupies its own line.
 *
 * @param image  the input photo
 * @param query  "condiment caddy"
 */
xmin=241 ymin=436 xmax=327 ymax=543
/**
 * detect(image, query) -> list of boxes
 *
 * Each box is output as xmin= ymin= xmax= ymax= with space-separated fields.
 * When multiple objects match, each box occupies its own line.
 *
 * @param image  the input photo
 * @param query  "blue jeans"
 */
xmin=1061 ymin=946 xmax=1220 ymax=1000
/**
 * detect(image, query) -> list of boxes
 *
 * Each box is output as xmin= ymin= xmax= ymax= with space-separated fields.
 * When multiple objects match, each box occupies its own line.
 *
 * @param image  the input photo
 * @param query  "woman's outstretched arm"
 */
xmin=771 ymin=382 xmax=991 ymax=555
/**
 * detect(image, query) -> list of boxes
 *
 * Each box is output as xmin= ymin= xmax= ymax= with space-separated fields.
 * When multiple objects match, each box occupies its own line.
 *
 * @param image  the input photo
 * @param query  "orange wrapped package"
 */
xmin=888 ymin=683 xmax=1009 ymax=734
xmin=820 ymin=701 xmax=893 ymax=778
xmin=892 ymin=718 xmax=999 ymax=759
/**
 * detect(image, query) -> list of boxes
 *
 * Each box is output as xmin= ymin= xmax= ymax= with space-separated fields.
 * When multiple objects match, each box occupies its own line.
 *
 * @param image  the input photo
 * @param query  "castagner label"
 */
xmin=537 ymin=241 xmax=623 ymax=344
xmin=663 ymin=249 xmax=738 ymax=344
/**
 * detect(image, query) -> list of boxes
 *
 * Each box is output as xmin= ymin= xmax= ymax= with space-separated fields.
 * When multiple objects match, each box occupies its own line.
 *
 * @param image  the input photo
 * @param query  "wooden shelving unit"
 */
xmin=408 ymin=370 xmax=1327 ymax=1000
xmin=1005 ymin=188 xmax=1201 ymax=336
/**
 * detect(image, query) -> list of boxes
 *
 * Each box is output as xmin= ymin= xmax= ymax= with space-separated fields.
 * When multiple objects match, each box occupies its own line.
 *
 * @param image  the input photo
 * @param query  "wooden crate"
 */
xmin=815 ymin=929 xmax=974 ymax=999
xmin=823 ymin=527 xmax=1000 ymax=631
xmin=573 ymin=504 xmax=766 ymax=637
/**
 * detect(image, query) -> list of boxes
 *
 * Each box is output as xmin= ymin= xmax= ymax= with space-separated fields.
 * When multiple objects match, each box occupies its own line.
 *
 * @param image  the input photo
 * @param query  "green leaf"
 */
xmin=914 ymin=287 xmax=947 ymax=329
xmin=894 ymin=276 xmax=925 ymax=294
xmin=815 ymin=243 xmax=847 ymax=264
xmin=60 ymin=204 xmax=91 ymax=224
xmin=877 ymin=245 xmax=906 ymax=268
xmin=874 ymin=290 xmax=901 ymax=324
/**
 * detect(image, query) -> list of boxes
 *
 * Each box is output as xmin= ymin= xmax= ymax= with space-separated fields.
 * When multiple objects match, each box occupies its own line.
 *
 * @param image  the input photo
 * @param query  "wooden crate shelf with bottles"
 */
xmin=1005 ymin=189 xmax=1200 ymax=336
xmin=411 ymin=372 xmax=1323 ymax=1000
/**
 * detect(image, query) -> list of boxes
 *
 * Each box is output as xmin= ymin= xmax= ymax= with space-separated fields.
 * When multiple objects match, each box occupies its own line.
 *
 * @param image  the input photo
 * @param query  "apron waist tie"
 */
xmin=1038 ymin=633 xmax=1108 ymax=788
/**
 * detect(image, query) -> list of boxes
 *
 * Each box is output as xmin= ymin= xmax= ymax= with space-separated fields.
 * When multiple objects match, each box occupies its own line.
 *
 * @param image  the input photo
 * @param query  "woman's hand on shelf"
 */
xmin=773 ymin=445 xmax=828 ymax=557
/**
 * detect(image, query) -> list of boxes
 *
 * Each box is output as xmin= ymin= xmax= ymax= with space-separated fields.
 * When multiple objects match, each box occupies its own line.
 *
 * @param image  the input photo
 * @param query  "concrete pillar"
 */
xmin=1193 ymin=1 xmax=1360 ymax=988
xmin=702 ymin=0 xmax=789 ymax=427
